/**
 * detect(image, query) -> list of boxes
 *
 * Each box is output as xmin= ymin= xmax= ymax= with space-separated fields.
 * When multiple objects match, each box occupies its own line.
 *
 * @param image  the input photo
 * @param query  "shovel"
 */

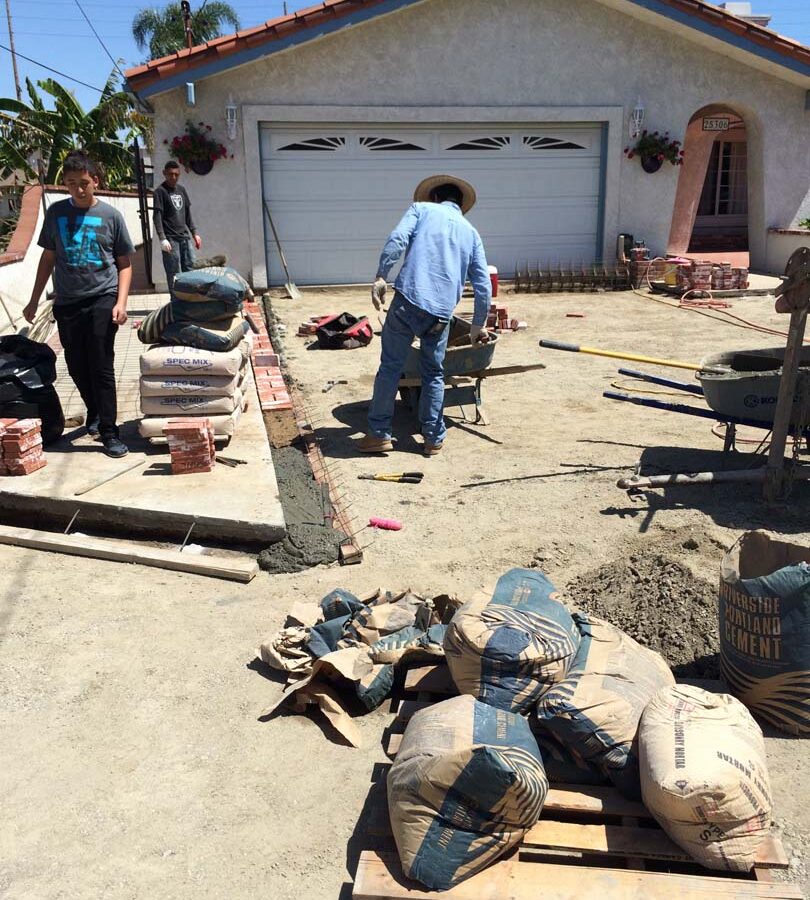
xmin=262 ymin=199 xmax=302 ymax=301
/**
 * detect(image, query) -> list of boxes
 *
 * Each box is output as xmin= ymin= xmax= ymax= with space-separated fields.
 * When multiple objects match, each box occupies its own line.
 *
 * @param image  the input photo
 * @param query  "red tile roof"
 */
xmin=124 ymin=0 xmax=810 ymax=94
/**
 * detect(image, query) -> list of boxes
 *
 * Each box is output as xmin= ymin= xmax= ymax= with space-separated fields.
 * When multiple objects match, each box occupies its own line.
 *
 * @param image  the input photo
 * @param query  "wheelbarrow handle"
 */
xmin=539 ymin=339 xmax=579 ymax=353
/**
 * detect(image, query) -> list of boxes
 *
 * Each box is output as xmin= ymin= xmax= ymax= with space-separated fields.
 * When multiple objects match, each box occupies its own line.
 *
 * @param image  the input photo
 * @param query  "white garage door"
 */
xmin=259 ymin=124 xmax=604 ymax=285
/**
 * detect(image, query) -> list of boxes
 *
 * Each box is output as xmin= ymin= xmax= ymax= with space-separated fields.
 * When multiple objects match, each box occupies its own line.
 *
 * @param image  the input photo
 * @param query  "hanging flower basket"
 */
xmin=625 ymin=130 xmax=685 ymax=171
xmin=165 ymin=121 xmax=229 ymax=174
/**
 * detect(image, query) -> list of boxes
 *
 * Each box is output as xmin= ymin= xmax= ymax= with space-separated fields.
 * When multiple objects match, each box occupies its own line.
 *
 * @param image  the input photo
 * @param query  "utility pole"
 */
xmin=4 ymin=0 xmax=21 ymax=101
xmin=180 ymin=0 xmax=193 ymax=50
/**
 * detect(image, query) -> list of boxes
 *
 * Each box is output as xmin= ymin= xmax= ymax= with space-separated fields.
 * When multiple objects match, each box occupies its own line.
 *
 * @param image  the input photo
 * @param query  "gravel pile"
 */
xmin=565 ymin=553 xmax=720 ymax=678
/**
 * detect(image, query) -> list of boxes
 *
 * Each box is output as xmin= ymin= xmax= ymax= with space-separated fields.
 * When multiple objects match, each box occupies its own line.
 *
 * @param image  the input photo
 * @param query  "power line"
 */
xmin=73 ymin=0 xmax=127 ymax=85
xmin=0 ymin=41 xmax=103 ymax=91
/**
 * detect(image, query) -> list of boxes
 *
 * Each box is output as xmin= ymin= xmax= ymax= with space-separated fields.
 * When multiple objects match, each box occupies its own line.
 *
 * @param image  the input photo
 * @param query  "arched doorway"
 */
xmin=668 ymin=105 xmax=749 ymax=258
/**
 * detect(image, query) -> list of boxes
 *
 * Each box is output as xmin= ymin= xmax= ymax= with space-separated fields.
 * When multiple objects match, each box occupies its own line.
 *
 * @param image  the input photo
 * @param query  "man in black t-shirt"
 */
xmin=153 ymin=160 xmax=201 ymax=288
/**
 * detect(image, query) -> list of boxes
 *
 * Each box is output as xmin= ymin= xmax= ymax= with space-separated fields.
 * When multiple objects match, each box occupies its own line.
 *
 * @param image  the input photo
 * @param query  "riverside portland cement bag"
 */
xmin=720 ymin=530 xmax=810 ymax=735
xmin=534 ymin=613 xmax=675 ymax=799
xmin=140 ymin=343 xmax=247 ymax=377
xmin=388 ymin=694 xmax=548 ymax=891
xmin=443 ymin=568 xmax=580 ymax=713
xmin=639 ymin=684 xmax=772 ymax=872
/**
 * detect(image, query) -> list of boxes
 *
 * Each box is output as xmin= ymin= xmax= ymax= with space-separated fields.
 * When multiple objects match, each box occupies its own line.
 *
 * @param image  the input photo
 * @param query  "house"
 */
xmin=124 ymin=0 xmax=810 ymax=289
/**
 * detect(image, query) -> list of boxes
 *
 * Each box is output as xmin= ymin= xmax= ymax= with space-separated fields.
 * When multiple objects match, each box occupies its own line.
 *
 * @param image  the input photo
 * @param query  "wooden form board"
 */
xmin=0 ymin=524 xmax=259 ymax=582
xmin=353 ymin=851 xmax=803 ymax=900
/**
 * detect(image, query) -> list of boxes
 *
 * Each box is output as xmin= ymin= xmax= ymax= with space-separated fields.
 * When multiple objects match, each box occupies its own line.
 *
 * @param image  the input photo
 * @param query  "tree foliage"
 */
xmin=0 ymin=72 xmax=143 ymax=189
xmin=132 ymin=2 xmax=240 ymax=60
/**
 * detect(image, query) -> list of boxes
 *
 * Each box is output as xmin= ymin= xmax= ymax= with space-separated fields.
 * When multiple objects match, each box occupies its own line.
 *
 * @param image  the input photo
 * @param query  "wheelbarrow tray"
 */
xmin=698 ymin=346 xmax=810 ymax=424
xmin=403 ymin=316 xmax=498 ymax=379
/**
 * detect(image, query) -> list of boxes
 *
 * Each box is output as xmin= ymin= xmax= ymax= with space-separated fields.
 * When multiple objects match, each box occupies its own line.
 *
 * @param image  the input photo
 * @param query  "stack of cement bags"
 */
xmin=137 ymin=266 xmax=252 ymax=352
xmin=388 ymin=694 xmax=548 ymax=891
xmin=137 ymin=267 xmax=255 ymax=440
xmin=138 ymin=342 xmax=250 ymax=439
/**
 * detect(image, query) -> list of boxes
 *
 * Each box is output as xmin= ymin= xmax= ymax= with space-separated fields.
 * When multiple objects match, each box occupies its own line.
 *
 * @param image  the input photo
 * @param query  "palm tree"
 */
xmin=0 ymin=72 xmax=143 ymax=189
xmin=132 ymin=2 xmax=240 ymax=60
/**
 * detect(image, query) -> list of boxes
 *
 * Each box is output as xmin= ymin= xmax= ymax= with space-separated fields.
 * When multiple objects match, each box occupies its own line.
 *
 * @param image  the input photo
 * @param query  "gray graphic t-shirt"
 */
xmin=38 ymin=198 xmax=135 ymax=304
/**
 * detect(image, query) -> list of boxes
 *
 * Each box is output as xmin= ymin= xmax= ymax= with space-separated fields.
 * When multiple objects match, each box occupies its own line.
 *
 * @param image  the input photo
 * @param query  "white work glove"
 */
xmin=371 ymin=277 xmax=387 ymax=311
xmin=160 ymin=239 xmax=172 ymax=253
xmin=470 ymin=324 xmax=490 ymax=344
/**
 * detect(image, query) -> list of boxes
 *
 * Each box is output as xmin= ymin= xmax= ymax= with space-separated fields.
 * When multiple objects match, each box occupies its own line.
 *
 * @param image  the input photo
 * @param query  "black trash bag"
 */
xmin=0 ymin=336 xmax=64 ymax=444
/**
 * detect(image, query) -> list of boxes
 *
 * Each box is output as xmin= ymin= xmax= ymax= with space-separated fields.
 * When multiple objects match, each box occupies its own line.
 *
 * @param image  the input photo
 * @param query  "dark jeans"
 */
xmin=161 ymin=237 xmax=196 ymax=287
xmin=54 ymin=294 xmax=119 ymax=440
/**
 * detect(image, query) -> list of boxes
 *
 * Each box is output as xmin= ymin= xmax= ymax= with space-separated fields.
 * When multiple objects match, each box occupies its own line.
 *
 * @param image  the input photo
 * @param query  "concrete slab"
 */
xmin=0 ymin=295 xmax=286 ymax=546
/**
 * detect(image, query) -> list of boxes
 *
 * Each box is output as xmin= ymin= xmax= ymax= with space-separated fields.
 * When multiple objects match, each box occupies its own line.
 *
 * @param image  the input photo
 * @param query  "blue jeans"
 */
xmin=368 ymin=292 xmax=450 ymax=444
xmin=161 ymin=237 xmax=195 ymax=287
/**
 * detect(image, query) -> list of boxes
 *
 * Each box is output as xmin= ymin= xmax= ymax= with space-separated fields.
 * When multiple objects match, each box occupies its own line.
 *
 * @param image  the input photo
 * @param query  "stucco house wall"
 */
xmin=145 ymin=0 xmax=810 ymax=287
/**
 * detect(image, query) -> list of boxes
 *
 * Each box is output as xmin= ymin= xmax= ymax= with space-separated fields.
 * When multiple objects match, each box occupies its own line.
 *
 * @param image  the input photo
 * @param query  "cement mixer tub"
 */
xmin=403 ymin=316 xmax=498 ymax=379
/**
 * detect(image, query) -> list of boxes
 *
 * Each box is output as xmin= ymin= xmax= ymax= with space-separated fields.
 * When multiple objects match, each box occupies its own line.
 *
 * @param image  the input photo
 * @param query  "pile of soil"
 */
xmin=565 ymin=552 xmax=720 ymax=678
xmin=258 ymin=446 xmax=345 ymax=574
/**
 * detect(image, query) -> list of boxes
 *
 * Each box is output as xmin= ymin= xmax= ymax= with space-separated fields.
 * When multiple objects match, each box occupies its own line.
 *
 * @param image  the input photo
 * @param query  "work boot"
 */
xmin=422 ymin=441 xmax=443 ymax=457
xmin=86 ymin=414 xmax=100 ymax=438
xmin=357 ymin=434 xmax=393 ymax=454
xmin=102 ymin=436 xmax=129 ymax=459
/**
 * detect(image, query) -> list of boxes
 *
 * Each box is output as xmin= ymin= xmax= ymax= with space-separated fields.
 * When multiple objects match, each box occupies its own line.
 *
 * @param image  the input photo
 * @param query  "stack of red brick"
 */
xmin=164 ymin=418 xmax=216 ymax=474
xmin=0 ymin=418 xmax=47 ymax=476
xmin=677 ymin=261 xmax=749 ymax=292
xmin=244 ymin=298 xmax=293 ymax=414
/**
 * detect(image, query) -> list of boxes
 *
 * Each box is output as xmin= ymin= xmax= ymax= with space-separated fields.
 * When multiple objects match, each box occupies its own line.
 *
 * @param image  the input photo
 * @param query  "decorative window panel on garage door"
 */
xmin=260 ymin=125 xmax=604 ymax=285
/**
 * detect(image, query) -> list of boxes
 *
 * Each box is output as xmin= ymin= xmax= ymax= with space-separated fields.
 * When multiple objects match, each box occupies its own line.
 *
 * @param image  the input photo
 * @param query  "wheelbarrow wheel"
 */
xmin=399 ymin=386 xmax=420 ymax=411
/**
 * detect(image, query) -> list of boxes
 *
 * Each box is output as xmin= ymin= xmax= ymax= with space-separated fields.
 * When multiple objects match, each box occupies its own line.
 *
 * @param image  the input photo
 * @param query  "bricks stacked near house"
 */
xmin=0 ymin=418 xmax=47 ymax=476
xmin=676 ymin=261 xmax=749 ymax=293
xmin=164 ymin=418 xmax=216 ymax=475
xmin=629 ymin=258 xmax=669 ymax=288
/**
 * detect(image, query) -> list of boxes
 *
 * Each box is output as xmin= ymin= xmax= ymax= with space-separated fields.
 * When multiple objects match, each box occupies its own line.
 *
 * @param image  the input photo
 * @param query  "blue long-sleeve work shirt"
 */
xmin=375 ymin=201 xmax=492 ymax=326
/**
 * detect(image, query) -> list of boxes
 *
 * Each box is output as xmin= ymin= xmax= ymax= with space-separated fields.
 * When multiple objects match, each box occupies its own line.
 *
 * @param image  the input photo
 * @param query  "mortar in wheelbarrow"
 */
xmin=698 ymin=346 xmax=810 ymax=425
xmin=402 ymin=316 xmax=498 ymax=379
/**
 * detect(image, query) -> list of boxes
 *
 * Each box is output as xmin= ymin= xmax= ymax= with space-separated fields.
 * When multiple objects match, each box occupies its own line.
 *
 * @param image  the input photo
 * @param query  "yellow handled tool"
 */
xmin=358 ymin=472 xmax=424 ymax=484
xmin=538 ymin=339 xmax=727 ymax=374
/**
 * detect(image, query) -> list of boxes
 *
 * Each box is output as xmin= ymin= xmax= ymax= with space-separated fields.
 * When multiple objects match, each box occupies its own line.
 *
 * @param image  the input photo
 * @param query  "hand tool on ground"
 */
xmin=323 ymin=379 xmax=348 ymax=392
xmin=538 ymin=338 xmax=727 ymax=374
xmin=358 ymin=472 xmax=424 ymax=483
xmin=262 ymin=199 xmax=302 ymax=301
xmin=216 ymin=455 xmax=248 ymax=467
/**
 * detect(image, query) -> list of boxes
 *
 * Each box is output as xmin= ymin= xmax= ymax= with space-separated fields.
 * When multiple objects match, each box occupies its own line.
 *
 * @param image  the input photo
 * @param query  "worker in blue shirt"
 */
xmin=359 ymin=175 xmax=492 ymax=457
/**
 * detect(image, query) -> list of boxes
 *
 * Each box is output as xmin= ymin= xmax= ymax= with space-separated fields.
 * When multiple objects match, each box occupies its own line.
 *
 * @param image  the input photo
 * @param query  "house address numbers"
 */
xmin=703 ymin=117 xmax=730 ymax=132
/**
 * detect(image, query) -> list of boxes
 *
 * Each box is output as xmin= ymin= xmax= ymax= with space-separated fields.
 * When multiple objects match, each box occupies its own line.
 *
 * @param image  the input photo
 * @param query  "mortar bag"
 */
xmin=170 ymin=265 xmax=252 ymax=309
xmin=139 ymin=343 xmax=245 ymax=377
xmin=137 ymin=302 xmax=174 ymax=345
xmin=315 ymin=312 xmax=373 ymax=349
xmin=720 ymin=530 xmax=810 ymax=735
xmin=534 ymin=613 xmax=674 ymax=799
xmin=340 ymin=590 xmax=434 ymax=647
xmin=139 ymin=372 xmax=241 ymax=397
xmin=530 ymin=729 xmax=609 ymax=786
xmin=140 ymin=389 xmax=242 ymax=417
xmin=369 ymin=623 xmax=448 ymax=665
xmin=443 ymin=568 xmax=580 ymax=713
xmin=388 ymin=694 xmax=548 ymax=891
xmin=170 ymin=297 xmax=243 ymax=324
xmin=319 ymin=588 xmax=365 ymax=621
xmin=161 ymin=317 xmax=250 ymax=353
xmin=138 ymin=405 xmax=242 ymax=438
xmin=639 ymin=684 xmax=772 ymax=871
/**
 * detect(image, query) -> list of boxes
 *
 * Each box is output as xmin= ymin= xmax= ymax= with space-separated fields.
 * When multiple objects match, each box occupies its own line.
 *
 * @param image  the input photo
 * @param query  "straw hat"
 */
xmin=413 ymin=174 xmax=477 ymax=214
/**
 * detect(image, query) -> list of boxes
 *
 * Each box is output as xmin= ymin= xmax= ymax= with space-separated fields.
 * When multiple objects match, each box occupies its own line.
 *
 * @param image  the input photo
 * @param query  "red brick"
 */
xmin=5 ymin=418 xmax=40 ymax=437
xmin=252 ymin=352 xmax=280 ymax=367
xmin=6 ymin=456 xmax=47 ymax=475
xmin=2 ymin=433 xmax=43 ymax=454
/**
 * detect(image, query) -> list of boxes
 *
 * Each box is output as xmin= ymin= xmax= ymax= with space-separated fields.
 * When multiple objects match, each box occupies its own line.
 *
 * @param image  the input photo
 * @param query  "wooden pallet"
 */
xmin=352 ymin=665 xmax=800 ymax=900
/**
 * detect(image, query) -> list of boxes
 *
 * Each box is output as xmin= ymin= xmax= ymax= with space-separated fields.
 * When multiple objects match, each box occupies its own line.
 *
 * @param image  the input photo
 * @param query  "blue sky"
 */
xmin=0 ymin=0 xmax=808 ymax=112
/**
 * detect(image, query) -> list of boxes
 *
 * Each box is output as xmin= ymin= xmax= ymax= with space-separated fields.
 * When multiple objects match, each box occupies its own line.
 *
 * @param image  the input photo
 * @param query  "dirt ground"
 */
xmin=1 ymin=286 xmax=808 ymax=899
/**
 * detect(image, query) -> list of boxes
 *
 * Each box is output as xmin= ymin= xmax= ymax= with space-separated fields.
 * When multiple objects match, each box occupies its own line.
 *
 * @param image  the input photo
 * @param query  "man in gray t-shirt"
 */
xmin=25 ymin=151 xmax=134 ymax=458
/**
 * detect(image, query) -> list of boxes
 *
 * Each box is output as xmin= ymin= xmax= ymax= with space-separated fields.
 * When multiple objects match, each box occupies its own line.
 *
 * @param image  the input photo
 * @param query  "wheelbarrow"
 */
xmin=398 ymin=317 xmax=545 ymax=425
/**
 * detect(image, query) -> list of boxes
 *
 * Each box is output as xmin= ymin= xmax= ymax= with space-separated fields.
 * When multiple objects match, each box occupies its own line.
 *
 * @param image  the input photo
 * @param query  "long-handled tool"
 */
xmin=358 ymin=472 xmax=424 ymax=484
xmin=262 ymin=199 xmax=302 ymax=301
xmin=539 ymin=339 xmax=727 ymax=374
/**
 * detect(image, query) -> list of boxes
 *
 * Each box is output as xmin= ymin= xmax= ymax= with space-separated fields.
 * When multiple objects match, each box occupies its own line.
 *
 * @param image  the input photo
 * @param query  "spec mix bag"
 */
xmin=137 ymin=303 xmax=174 ymax=345
xmin=720 ymin=530 xmax=810 ymax=735
xmin=639 ymin=684 xmax=772 ymax=871
xmin=161 ymin=317 xmax=249 ymax=353
xmin=139 ymin=372 xmax=241 ymax=397
xmin=534 ymin=613 xmax=675 ymax=799
xmin=443 ymin=568 xmax=580 ymax=713
xmin=138 ymin=406 xmax=242 ymax=438
xmin=388 ymin=694 xmax=548 ymax=891
xmin=140 ymin=388 xmax=242 ymax=417
xmin=140 ymin=344 xmax=245 ymax=377
xmin=170 ymin=266 xmax=252 ymax=310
